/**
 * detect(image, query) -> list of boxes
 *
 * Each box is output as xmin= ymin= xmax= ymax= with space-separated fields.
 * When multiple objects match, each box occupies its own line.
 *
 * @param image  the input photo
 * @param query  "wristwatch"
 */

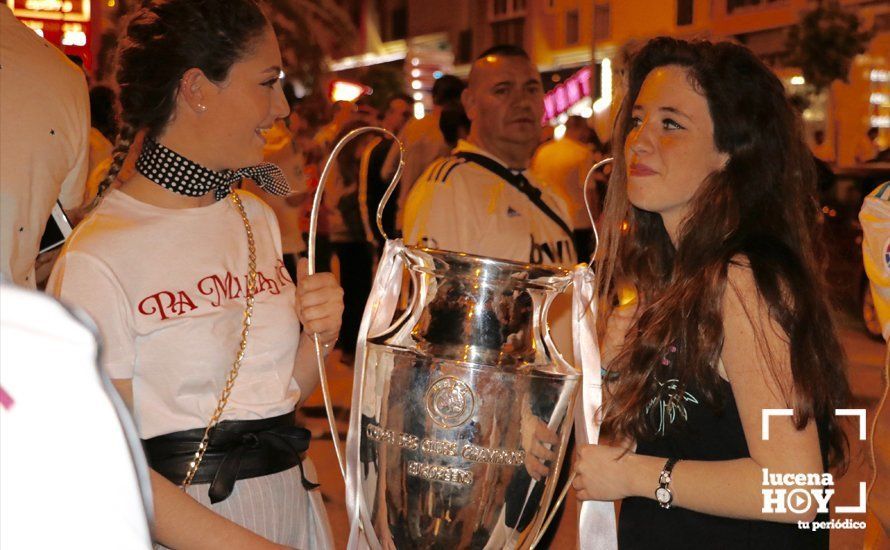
xmin=655 ymin=457 xmax=680 ymax=509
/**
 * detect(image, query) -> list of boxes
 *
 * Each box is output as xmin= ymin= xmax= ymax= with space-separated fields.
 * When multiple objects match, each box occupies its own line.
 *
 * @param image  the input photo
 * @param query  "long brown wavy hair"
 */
xmin=595 ymin=38 xmax=849 ymax=470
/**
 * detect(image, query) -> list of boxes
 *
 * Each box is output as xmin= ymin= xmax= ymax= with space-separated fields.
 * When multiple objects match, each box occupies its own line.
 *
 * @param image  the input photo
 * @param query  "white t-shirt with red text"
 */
xmin=48 ymin=189 xmax=301 ymax=439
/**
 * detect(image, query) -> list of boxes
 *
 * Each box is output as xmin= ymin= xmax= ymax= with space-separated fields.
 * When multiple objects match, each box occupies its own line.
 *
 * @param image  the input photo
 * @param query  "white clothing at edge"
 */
xmin=860 ymin=181 xmax=890 ymax=340
xmin=1 ymin=283 xmax=152 ymax=549
xmin=0 ymin=5 xmax=89 ymax=287
xmin=48 ymin=189 xmax=302 ymax=439
xmin=403 ymin=139 xmax=576 ymax=268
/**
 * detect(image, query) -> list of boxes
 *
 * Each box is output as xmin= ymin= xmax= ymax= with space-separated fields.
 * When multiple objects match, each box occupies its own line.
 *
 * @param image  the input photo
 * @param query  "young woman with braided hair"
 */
xmin=573 ymin=38 xmax=851 ymax=548
xmin=49 ymin=1 xmax=341 ymax=548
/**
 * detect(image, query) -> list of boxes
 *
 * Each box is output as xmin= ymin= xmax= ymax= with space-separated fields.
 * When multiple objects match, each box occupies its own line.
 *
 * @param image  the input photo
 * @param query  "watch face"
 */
xmin=655 ymin=487 xmax=672 ymax=504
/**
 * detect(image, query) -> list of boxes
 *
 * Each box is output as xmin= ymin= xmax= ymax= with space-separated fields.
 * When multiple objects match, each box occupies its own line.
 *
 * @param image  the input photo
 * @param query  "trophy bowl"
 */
xmin=354 ymin=247 xmax=580 ymax=549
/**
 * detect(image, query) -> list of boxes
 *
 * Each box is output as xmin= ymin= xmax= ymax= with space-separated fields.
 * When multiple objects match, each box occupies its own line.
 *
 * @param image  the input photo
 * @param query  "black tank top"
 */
xmin=617 ymin=378 xmax=829 ymax=550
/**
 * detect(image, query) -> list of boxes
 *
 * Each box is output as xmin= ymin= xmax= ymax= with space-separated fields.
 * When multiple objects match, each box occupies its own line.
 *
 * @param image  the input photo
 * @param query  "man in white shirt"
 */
xmin=0 ymin=5 xmax=89 ymax=287
xmin=403 ymin=45 xmax=575 ymax=268
xmin=532 ymin=115 xmax=597 ymax=262
xmin=402 ymin=40 xmax=577 ymax=402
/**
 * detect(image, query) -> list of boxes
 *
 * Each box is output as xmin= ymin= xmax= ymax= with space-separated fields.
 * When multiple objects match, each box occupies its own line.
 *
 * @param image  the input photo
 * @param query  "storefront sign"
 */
xmin=544 ymin=66 xmax=592 ymax=121
xmin=7 ymin=0 xmax=90 ymax=22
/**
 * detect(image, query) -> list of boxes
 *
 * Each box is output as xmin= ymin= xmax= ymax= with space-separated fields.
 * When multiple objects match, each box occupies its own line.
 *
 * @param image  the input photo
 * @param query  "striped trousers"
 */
xmin=156 ymin=458 xmax=333 ymax=549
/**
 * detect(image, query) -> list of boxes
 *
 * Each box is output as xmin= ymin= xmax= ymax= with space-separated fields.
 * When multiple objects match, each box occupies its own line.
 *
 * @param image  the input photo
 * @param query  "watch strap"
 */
xmin=657 ymin=457 xmax=680 ymax=509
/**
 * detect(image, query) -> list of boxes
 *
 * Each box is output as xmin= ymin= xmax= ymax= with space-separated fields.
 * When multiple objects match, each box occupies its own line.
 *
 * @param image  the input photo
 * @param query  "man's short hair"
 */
xmin=432 ymin=75 xmax=465 ymax=107
xmin=475 ymin=44 xmax=531 ymax=61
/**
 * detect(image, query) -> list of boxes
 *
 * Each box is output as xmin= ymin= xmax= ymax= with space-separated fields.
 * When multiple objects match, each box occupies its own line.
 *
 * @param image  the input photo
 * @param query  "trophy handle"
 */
xmin=507 ymin=375 xmax=577 ymax=549
xmin=374 ymin=134 xmax=406 ymax=242
xmin=373 ymin=250 xmax=421 ymax=341
xmin=526 ymin=385 xmax=580 ymax=549
xmin=307 ymin=126 xmax=404 ymax=481
xmin=539 ymin=279 xmax=575 ymax=371
xmin=539 ymin=157 xmax=611 ymax=365
xmin=529 ymin=471 xmax=577 ymax=549
xmin=581 ymin=157 xmax=613 ymax=268
xmin=309 ymin=126 xmax=404 ymax=271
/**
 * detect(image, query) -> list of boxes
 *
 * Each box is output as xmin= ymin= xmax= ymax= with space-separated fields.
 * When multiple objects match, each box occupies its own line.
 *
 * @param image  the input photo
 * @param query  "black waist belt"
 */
xmin=143 ymin=410 xmax=317 ymax=504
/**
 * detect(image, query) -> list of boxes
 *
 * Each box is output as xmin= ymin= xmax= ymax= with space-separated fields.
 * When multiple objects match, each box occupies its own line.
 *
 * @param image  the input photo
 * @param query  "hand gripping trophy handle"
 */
xmin=306 ymin=127 xmax=406 ymax=482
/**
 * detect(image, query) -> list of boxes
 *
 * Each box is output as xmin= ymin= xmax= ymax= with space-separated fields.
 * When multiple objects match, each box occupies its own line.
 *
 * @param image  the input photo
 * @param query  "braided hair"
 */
xmin=93 ymin=123 xmax=136 ymax=205
xmin=95 ymin=0 xmax=269 ymax=205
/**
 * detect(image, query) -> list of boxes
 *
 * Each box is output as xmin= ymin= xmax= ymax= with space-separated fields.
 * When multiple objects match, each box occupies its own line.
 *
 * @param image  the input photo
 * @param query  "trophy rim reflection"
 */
xmin=404 ymin=246 xmax=573 ymax=291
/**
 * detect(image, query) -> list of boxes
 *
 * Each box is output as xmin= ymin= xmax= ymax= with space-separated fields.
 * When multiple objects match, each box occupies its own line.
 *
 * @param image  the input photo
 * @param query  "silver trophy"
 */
xmin=307 ymin=128 xmax=605 ymax=550
xmin=356 ymin=246 xmax=579 ymax=550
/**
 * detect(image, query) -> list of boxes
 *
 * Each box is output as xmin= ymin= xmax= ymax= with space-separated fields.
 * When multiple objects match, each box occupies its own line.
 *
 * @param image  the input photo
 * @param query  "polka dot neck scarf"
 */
xmin=136 ymin=138 xmax=291 ymax=201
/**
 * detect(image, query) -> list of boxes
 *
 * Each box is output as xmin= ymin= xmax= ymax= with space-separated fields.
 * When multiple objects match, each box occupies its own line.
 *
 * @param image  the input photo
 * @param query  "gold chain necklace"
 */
xmin=181 ymin=191 xmax=258 ymax=489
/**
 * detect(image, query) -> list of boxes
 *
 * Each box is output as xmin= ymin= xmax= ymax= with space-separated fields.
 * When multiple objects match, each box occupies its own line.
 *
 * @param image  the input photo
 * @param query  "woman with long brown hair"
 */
xmin=573 ymin=37 xmax=850 ymax=548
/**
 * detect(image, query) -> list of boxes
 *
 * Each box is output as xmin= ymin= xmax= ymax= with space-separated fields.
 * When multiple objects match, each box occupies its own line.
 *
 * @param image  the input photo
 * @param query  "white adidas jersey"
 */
xmin=403 ymin=140 xmax=576 ymax=268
